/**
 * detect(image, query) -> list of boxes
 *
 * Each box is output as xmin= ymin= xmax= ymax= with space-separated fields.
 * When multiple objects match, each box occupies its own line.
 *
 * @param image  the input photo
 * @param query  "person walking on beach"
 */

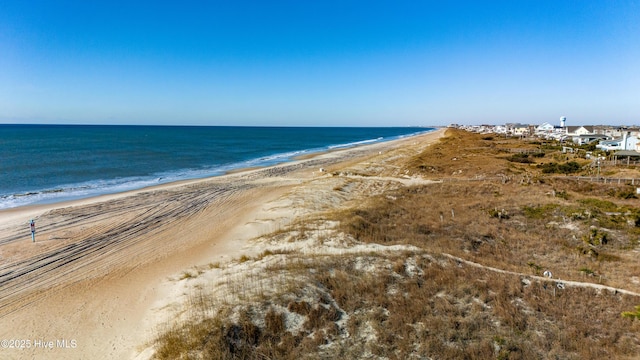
xmin=30 ymin=219 xmax=36 ymax=242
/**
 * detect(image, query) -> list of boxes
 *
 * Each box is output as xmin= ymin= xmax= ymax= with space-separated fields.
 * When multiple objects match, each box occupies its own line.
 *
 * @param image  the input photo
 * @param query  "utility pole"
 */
xmin=597 ymin=156 xmax=603 ymax=176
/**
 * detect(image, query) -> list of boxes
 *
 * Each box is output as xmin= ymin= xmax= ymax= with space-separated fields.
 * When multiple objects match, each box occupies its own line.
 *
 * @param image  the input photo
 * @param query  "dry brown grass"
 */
xmin=154 ymin=252 xmax=640 ymax=359
xmin=336 ymin=180 xmax=640 ymax=289
xmin=153 ymin=129 xmax=640 ymax=359
xmin=335 ymin=130 xmax=640 ymax=291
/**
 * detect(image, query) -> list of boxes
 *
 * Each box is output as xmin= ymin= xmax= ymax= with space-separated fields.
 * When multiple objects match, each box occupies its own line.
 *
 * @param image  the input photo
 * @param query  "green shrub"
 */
xmin=608 ymin=187 xmax=638 ymax=199
xmin=506 ymin=153 xmax=533 ymax=163
xmin=579 ymin=198 xmax=618 ymax=212
xmin=622 ymin=305 xmax=640 ymax=320
xmin=583 ymin=228 xmax=609 ymax=246
xmin=579 ymin=267 xmax=595 ymax=276
xmin=539 ymin=161 xmax=582 ymax=174
xmin=527 ymin=261 xmax=542 ymax=275
xmin=554 ymin=190 xmax=569 ymax=200
xmin=522 ymin=204 xmax=559 ymax=219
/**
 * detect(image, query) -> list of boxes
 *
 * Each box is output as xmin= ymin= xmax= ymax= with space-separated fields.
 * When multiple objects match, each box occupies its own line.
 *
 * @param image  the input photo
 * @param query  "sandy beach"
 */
xmin=0 ymin=129 xmax=444 ymax=360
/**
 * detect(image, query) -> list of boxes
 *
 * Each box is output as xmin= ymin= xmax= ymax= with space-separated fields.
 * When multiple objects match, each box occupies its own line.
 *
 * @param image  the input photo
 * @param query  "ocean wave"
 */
xmin=327 ymin=137 xmax=383 ymax=149
xmin=325 ymin=129 xmax=433 ymax=150
xmin=252 ymin=149 xmax=310 ymax=163
xmin=0 ymin=177 xmax=165 ymax=210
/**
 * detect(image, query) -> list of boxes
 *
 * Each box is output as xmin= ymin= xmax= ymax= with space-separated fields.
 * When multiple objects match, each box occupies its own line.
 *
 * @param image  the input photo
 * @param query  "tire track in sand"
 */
xmin=0 ymin=181 xmax=253 ymax=317
xmin=0 ymin=141 xmax=397 ymax=317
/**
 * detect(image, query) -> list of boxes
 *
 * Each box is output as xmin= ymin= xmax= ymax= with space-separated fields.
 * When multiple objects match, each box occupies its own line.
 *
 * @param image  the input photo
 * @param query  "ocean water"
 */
xmin=0 ymin=125 xmax=433 ymax=209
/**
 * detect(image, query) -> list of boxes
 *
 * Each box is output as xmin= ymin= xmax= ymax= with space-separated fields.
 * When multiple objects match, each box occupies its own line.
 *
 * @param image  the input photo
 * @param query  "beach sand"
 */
xmin=0 ymin=129 xmax=444 ymax=360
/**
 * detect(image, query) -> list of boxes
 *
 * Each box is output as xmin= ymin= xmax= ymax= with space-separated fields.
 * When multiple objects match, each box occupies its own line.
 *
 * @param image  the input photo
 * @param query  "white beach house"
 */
xmin=596 ymin=133 xmax=638 ymax=151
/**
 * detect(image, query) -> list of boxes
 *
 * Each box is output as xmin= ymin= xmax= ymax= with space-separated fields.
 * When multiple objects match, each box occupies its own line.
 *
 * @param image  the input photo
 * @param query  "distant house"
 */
xmin=565 ymin=126 xmax=595 ymax=137
xmin=598 ymin=139 xmax=622 ymax=151
xmin=506 ymin=123 xmax=528 ymax=135
xmin=595 ymin=126 xmax=640 ymax=139
xmin=572 ymin=134 xmax=608 ymax=146
xmin=597 ymin=134 xmax=638 ymax=151
xmin=512 ymin=124 xmax=530 ymax=136
xmin=536 ymin=122 xmax=555 ymax=134
xmin=563 ymin=126 xmax=604 ymax=144
xmin=493 ymin=125 xmax=506 ymax=134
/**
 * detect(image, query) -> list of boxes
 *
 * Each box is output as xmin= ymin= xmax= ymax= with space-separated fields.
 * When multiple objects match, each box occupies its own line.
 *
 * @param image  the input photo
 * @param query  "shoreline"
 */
xmin=1 ymin=131 xmax=428 ymax=216
xmin=0 ymin=129 xmax=437 ymax=212
xmin=0 ymin=129 xmax=445 ymax=360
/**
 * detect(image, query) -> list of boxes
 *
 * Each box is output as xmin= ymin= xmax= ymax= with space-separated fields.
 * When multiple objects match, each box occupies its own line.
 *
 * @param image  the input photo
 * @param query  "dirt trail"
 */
xmin=441 ymin=253 xmax=640 ymax=297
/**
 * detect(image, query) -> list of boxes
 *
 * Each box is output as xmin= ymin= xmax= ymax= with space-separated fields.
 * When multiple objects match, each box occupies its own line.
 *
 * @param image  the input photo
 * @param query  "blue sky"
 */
xmin=1 ymin=1 xmax=639 ymax=126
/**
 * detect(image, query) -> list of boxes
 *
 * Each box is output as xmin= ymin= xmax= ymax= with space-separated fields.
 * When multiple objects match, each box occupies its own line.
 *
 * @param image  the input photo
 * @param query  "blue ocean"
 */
xmin=0 ymin=125 xmax=433 ymax=209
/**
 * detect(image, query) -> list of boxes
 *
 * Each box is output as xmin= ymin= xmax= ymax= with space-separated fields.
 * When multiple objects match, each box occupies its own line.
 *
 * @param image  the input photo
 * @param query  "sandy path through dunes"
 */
xmin=0 ymin=129 xmax=444 ymax=359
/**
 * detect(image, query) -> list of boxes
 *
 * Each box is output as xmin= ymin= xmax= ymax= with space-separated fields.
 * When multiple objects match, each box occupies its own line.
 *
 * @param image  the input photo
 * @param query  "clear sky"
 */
xmin=1 ymin=1 xmax=639 ymax=126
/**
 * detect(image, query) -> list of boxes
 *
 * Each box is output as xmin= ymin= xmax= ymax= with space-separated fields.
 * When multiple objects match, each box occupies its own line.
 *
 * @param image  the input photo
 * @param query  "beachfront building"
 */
xmin=597 ymin=133 xmax=638 ymax=152
xmin=572 ymin=134 xmax=608 ymax=146
xmin=535 ymin=122 xmax=568 ymax=140
xmin=460 ymin=124 xmax=507 ymax=134
xmin=535 ymin=122 xmax=555 ymax=135
xmin=596 ymin=139 xmax=622 ymax=151
xmin=493 ymin=125 xmax=507 ymax=134
xmin=562 ymin=125 xmax=609 ymax=145
xmin=459 ymin=123 xmax=640 ymax=141
xmin=593 ymin=126 xmax=640 ymax=139
xmin=593 ymin=126 xmax=621 ymax=137
xmin=476 ymin=124 xmax=499 ymax=133
xmin=565 ymin=126 xmax=595 ymax=137
xmin=505 ymin=123 xmax=531 ymax=137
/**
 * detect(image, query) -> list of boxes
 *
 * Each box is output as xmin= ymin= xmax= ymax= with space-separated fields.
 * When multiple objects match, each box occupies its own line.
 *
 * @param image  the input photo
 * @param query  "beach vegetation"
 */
xmin=608 ymin=186 xmax=638 ymax=199
xmin=579 ymin=267 xmax=595 ymax=276
xmin=506 ymin=153 xmax=534 ymax=163
xmin=621 ymin=305 xmax=640 ymax=320
xmin=554 ymin=189 xmax=569 ymax=199
xmin=153 ymin=128 xmax=640 ymax=359
xmin=527 ymin=261 xmax=543 ymax=275
xmin=154 ymin=252 xmax=640 ymax=359
xmin=539 ymin=161 xmax=582 ymax=174
xmin=522 ymin=203 xmax=559 ymax=219
xmin=179 ymin=271 xmax=195 ymax=280
xmin=579 ymin=198 xmax=619 ymax=212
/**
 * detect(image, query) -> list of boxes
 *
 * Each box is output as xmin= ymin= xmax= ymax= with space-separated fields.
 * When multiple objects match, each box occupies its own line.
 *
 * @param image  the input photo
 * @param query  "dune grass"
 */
xmin=153 ymin=129 xmax=640 ymax=359
xmin=154 ymin=251 xmax=640 ymax=359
